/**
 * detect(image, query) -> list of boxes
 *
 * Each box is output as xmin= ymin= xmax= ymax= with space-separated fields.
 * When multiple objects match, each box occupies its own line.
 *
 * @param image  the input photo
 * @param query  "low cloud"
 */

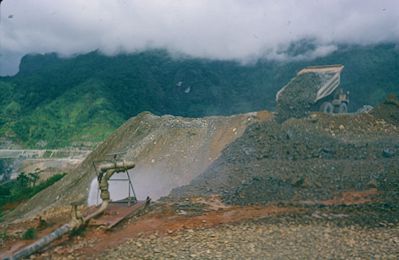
xmin=1 ymin=0 xmax=398 ymax=75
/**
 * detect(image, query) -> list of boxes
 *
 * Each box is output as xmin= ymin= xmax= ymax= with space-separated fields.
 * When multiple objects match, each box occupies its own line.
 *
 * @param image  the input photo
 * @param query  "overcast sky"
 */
xmin=0 ymin=0 xmax=398 ymax=75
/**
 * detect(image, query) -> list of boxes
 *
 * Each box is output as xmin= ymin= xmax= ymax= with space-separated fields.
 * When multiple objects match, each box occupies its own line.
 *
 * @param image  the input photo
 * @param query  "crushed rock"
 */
xmin=170 ymin=111 xmax=399 ymax=206
xmin=371 ymin=94 xmax=399 ymax=126
xmin=6 ymin=111 xmax=271 ymax=221
xmin=98 ymin=220 xmax=399 ymax=259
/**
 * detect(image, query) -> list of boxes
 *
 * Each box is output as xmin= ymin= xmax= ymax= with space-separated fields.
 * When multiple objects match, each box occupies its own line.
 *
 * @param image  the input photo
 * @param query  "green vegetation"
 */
xmin=11 ymin=80 xmax=123 ymax=147
xmin=70 ymin=226 xmax=86 ymax=237
xmin=22 ymin=227 xmax=37 ymax=240
xmin=0 ymin=229 xmax=8 ymax=245
xmin=0 ymin=44 xmax=398 ymax=148
xmin=37 ymin=217 xmax=49 ymax=230
xmin=0 ymin=172 xmax=66 ymax=214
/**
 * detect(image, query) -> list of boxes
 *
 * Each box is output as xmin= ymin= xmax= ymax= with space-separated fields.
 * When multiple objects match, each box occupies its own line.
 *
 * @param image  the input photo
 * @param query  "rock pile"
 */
xmin=7 ymin=111 xmax=270 ymax=220
xmin=222 ymin=176 xmax=295 ymax=205
xmin=371 ymin=94 xmax=399 ymax=126
xmin=170 ymin=110 xmax=399 ymax=206
xmin=100 ymin=220 xmax=399 ymax=259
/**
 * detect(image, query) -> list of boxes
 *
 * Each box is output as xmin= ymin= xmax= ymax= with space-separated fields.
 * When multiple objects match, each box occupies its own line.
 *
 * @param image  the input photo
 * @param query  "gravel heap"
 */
xmin=371 ymin=94 xmax=399 ymax=126
xmin=170 ymin=112 xmax=399 ymax=205
xmin=99 ymin=220 xmax=399 ymax=259
xmin=275 ymin=72 xmax=334 ymax=122
xmin=7 ymin=112 xmax=258 ymax=221
xmin=222 ymin=176 xmax=295 ymax=205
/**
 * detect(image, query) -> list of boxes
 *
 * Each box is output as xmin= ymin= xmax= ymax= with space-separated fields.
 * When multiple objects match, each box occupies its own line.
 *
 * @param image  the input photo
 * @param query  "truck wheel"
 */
xmin=338 ymin=103 xmax=348 ymax=113
xmin=320 ymin=102 xmax=333 ymax=113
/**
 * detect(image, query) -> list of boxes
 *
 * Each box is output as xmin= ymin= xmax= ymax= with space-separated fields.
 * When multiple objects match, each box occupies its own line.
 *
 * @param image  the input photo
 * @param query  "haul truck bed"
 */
xmin=275 ymin=64 xmax=347 ymax=122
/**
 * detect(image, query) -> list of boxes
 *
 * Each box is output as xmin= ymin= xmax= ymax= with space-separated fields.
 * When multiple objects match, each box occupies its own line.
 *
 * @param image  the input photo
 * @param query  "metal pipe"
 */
xmin=8 ymin=204 xmax=85 ymax=260
xmin=97 ymin=161 xmax=135 ymax=173
xmin=10 ymin=224 xmax=72 ymax=260
xmin=85 ymin=160 xmax=135 ymax=221
xmin=8 ymin=161 xmax=135 ymax=260
xmin=83 ymin=198 xmax=109 ymax=222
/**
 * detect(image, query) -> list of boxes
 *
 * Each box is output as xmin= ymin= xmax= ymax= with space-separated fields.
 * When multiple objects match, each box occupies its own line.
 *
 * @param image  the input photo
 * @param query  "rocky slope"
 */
xmin=6 ymin=111 xmax=271 ymax=220
xmin=2 ymin=103 xmax=398 ymax=259
xmin=170 ymin=109 xmax=399 ymax=206
xmin=101 ymin=219 xmax=399 ymax=259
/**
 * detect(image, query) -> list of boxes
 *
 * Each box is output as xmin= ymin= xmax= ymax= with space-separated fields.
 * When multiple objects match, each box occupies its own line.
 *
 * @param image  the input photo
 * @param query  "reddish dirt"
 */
xmin=0 ymin=221 xmax=67 ymax=258
xmin=321 ymin=189 xmax=380 ymax=206
xmin=65 ymin=203 xmax=301 ymax=256
xmin=0 ymin=189 xmax=383 ymax=259
xmin=0 ymin=206 xmax=74 ymax=256
xmin=84 ymin=201 xmax=145 ymax=228
xmin=46 ymin=190 xmax=380 ymax=257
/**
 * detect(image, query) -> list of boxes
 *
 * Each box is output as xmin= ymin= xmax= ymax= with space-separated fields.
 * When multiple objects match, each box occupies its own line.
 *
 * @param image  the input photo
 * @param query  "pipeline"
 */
xmin=10 ymin=224 xmax=72 ymax=260
xmin=7 ymin=161 xmax=135 ymax=260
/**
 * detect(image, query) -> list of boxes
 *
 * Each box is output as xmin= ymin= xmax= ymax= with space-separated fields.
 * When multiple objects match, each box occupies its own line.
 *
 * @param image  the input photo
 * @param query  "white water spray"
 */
xmin=87 ymin=165 xmax=195 ymax=206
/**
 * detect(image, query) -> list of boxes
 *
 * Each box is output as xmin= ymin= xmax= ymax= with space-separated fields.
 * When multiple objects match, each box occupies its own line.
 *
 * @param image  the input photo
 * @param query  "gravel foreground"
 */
xmin=100 ymin=220 xmax=399 ymax=259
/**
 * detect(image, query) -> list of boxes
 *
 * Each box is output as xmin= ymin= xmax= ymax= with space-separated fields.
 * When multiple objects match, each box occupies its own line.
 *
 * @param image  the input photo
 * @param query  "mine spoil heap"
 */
xmin=6 ymin=111 xmax=266 ymax=221
xmin=170 ymin=107 xmax=399 ymax=206
xmin=2 ymin=97 xmax=399 ymax=259
xmin=371 ymin=93 xmax=399 ymax=126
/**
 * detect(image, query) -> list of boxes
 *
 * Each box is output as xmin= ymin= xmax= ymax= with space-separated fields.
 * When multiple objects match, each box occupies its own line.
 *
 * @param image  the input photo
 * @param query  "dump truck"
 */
xmin=275 ymin=64 xmax=349 ymax=122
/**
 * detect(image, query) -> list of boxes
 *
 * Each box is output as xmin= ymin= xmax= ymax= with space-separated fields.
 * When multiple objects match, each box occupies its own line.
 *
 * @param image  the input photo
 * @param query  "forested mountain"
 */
xmin=0 ymin=44 xmax=398 ymax=148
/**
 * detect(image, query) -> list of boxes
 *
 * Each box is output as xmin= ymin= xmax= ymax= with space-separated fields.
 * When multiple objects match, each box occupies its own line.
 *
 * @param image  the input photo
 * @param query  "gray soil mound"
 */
xmin=8 ymin=111 xmax=270 ymax=220
xmin=275 ymin=72 xmax=334 ymax=123
xmin=223 ymin=176 xmax=295 ymax=205
xmin=371 ymin=94 xmax=399 ymax=126
xmin=170 ymin=112 xmax=399 ymax=205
